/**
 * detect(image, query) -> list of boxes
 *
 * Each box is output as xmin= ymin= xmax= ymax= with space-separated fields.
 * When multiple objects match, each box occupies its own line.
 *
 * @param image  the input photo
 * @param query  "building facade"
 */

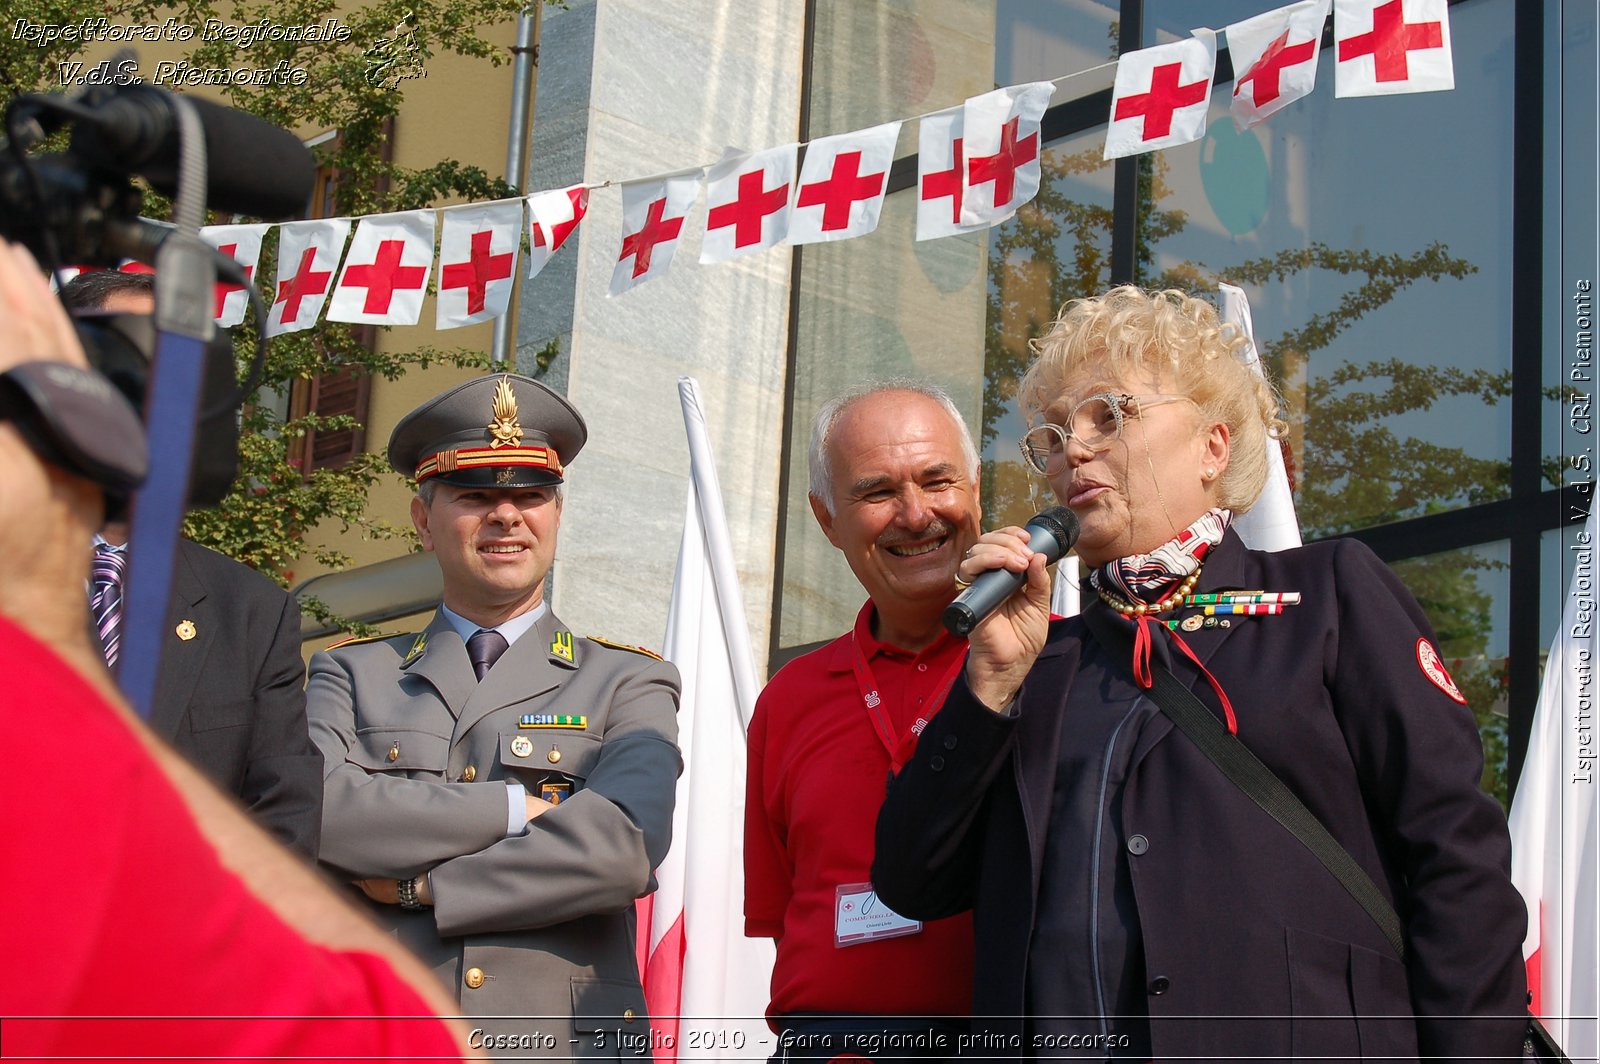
xmin=311 ymin=0 xmax=1596 ymax=805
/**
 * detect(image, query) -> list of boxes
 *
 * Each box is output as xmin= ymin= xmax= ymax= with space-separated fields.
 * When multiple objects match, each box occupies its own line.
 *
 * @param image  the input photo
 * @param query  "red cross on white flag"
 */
xmin=1227 ymin=0 xmax=1331 ymax=130
xmin=526 ymin=184 xmax=590 ymax=282
xmin=610 ymin=170 xmax=702 ymax=297
xmin=959 ymin=82 xmax=1054 ymax=228
xmin=327 ymin=211 xmax=435 ymax=325
xmin=915 ymin=106 xmax=985 ymax=242
xmin=436 ymin=202 xmax=521 ymax=329
xmin=200 ymin=224 xmax=268 ymax=327
xmin=265 ymin=219 xmax=351 ymax=337
xmin=787 ymin=121 xmax=902 ymax=245
xmin=699 ymin=145 xmax=795 ymax=265
xmin=1104 ymin=30 xmax=1218 ymax=160
xmin=1334 ymin=0 xmax=1453 ymax=97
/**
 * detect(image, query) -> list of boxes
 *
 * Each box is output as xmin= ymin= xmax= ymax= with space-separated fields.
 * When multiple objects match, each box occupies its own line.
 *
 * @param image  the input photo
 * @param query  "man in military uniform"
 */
xmin=307 ymin=373 xmax=681 ymax=1056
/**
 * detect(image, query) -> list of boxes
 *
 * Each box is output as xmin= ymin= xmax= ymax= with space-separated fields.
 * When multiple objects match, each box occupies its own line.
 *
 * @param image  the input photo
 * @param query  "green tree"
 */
xmin=3 ymin=0 xmax=541 ymax=628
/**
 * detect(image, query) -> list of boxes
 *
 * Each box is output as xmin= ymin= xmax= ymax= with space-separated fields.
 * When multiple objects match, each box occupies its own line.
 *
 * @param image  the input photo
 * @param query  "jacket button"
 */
xmin=1149 ymin=976 xmax=1170 ymax=995
xmin=461 ymin=764 xmax=477 ymax=782
xmin=464 ymin=967 xmax=486 ymax=989
xmin=1127 ymin=834 xmax=1149 ymax=855
xmin=943 ymin=735 xmax=958 ymax=750
xmin=929 ymin=754 xmax=946 ymax=771
xmin=622 ymin=1008 xmax=636 ymax=1024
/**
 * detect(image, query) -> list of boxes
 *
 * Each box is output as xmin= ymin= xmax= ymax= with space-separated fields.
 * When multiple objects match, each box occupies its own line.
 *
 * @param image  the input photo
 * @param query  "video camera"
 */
xmin=0 ymin=67 xmax=314 ymax=507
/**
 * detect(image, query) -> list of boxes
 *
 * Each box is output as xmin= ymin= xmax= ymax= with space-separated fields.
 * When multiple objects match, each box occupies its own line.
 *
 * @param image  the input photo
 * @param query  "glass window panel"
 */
xmin=978 ymin=127 xmax=1117 ymax=531
xmin=1544 ymin=2 xmax=1599 ymax=494
xmin=778 ymin=189 xmax=990 ymax=648
xmin=1135 ymin=2 xmax=1514 ymax=539
xmin=995 ymin=0 xmax=1118 ymax=86
xmin=1390 ymin=542 xmax=1512 ymax=807
xmin=807 ymin=0 xmax=996 ymax=151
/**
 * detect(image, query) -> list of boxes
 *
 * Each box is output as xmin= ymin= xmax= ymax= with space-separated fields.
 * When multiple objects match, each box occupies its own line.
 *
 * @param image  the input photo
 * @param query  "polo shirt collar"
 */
xmin=825 ymin=598 xmax=961 ymax=672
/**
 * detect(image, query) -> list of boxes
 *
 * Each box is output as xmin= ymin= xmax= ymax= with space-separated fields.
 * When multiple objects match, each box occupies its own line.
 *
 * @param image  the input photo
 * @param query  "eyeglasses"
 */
xmin=1017 ymin=393 xmax=1195 ymax=475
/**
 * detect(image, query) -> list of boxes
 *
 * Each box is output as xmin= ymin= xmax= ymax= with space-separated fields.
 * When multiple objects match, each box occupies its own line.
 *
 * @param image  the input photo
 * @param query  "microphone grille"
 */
xmin=1029 ymin=506 xmax=1080 ymax=554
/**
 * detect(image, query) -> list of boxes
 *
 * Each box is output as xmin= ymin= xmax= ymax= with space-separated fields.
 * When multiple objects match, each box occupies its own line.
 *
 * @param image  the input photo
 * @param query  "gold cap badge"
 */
xmin=487 ymin=376 xmax=523 ymax=448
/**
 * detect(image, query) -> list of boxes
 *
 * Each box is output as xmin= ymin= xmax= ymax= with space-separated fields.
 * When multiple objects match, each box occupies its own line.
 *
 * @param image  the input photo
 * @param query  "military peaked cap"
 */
xmin=388 ymin=373 xmax=587 ymax=489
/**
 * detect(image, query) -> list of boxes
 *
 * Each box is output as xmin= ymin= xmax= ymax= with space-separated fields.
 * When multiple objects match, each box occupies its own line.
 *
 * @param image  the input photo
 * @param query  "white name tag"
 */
xmin=834 ymin=882 xmax=921 ymax=947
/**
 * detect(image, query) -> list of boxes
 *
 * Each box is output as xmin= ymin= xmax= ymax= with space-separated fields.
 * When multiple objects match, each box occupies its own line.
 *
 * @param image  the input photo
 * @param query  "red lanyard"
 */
xmin=850 ymin=633 xmax=966 ymax=773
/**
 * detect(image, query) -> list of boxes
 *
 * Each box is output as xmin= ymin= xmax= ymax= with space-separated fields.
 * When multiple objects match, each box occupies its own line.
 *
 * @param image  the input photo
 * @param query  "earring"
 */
xmin=1205 ymin=468 xmax=1217 ymax=480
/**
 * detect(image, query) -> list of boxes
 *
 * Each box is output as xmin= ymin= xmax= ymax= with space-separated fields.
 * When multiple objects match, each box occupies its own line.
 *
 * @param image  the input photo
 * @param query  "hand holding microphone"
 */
xmin=946 ymin=507 xmax=1078 ymax=712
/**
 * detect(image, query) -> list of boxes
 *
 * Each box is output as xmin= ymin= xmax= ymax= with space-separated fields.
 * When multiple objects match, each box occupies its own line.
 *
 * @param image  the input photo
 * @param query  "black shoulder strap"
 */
xmin=1081 ymin=606 xmax=1407 ymax=961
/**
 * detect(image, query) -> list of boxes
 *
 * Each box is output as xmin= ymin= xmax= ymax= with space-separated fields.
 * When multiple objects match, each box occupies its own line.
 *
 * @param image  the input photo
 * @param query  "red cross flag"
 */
xmin=610 ymin=170 xmax=702 ymax=297
xmin=1227 ymin=0 xmax=1331 ymax=130
xmin=787 ymin=121 xmax=902 ymax=245
xmin=436 ymin=202 xmax=521 ymax=329
xmin=699 ymin=145 xmax=796 ymax=265
xmin=959 ymin=82 xmax=1054 ymax=228
xmin=526 ymin=184 xmax=590 ymax=282
xmin=265 ymin=219 xmax=351 ymax=337
xmin=1104 ymin=30 xmax=1218 ymax=160
xmin=327 ymin=211 xmax=435 ymax=326
xmin=200 ymin=224 xmax=268 ymax=327
xmin=916 ymin=106 xmax=984 ymax=242
xmin=1334 ymin=0 xmax=1453 ymax=97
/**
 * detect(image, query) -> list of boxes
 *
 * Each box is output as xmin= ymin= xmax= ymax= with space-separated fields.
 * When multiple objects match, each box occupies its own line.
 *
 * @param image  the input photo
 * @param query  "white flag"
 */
xmin=1227 ymin=0 xmax=1331 ymax=129
xmin=1334 ymin=0 xmax=1454 ymax=97
xmin=639 ymin=376 xmax=775 ymax=1061
xmin=1509 ymin=506 xmax=1600 ymax=1061
xmin=327 ymin=211 xmax=435 ymax=326
xmin=700 ymin=146 xmax=796 ymax=264
xmin=265 ymin=219 xmax=350 ymax=337
xmin=787 ymin=121 xmax=902 ymax=245
xmin=959 ymin=82 xmax=1055 ymax=228
xmin=915 ymin=106 xmax=990 ymax=242
xmin=435 ymin=202 xmax=520 ymax=329
xmin=1051 ymin=555 xmax=1082 ymax=619
xmin=525 ymin=184 xmax=590 ymax=281
xmin=200 ymin=223 xmax=268 ymax=328
xmin=1219 ymin=281 xmax=1301 ymax=551
xmin=1104 ymin=31 xmax=1218 ymax=160
xmin=610 ymin=170 xmax=702 ymax=296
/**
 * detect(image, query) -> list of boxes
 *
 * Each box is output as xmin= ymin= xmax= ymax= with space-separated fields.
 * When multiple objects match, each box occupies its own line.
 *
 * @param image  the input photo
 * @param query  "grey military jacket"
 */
xmin=307 ymin=607 xmax=681 ymax=1057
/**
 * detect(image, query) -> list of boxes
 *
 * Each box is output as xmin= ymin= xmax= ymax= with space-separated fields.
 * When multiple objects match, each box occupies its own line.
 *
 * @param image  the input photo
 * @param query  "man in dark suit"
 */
xmin=61 ymin=270 xmax=321 ymax=857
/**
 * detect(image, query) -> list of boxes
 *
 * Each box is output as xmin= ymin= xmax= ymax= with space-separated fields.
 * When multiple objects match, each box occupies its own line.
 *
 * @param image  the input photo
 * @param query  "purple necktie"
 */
xmin=467 ymin=628 xmax=509 ymax=681
xmin=90 ymin=544 xmax=128 ymax=668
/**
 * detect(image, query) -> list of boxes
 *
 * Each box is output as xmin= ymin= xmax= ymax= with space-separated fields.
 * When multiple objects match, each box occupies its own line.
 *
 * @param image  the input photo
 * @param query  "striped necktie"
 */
xmin=90 ymin=544 xmax=128 ymax=668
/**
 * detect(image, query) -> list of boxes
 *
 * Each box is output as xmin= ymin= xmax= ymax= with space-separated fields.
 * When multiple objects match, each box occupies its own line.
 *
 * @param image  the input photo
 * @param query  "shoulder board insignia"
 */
xmin=325 ymin=632 xmax=404 ymax=652
xmin=587 ymin=636 xmax=664 ymax=661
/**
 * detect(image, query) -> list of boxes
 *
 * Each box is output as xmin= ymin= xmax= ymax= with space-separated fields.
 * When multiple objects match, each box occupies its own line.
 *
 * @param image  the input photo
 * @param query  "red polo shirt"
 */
xmin=745 ymin=601 xmax=974 ymax=1022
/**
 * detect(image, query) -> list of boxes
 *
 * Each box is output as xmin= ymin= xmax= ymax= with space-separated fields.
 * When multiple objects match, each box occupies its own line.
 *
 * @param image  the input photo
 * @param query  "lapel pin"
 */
xmin=175 ymin=619 xmax=197 ymax=641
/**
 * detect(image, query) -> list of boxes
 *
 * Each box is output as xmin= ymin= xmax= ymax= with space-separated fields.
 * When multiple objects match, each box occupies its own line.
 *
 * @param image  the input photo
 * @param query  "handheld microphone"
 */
xmin=66 ymin=85 xmax=315 ymax=220
xmin=942 ymin=506 xmax=1079 ymax=636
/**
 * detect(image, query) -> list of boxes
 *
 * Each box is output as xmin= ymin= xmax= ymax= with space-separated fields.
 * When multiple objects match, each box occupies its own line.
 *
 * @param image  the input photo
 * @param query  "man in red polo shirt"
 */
xmin=745 ymin=381 xmax=981 ymax=1062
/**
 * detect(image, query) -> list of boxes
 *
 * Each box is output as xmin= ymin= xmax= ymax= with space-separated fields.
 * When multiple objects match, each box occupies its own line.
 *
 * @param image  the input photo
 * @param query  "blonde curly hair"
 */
xmin=1019 ymin=286 xmax=1286 ymax=514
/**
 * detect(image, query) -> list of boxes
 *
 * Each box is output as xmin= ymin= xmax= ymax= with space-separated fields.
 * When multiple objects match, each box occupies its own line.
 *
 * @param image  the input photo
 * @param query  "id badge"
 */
xmin=834 ymin=882 xmax=921 ymax=947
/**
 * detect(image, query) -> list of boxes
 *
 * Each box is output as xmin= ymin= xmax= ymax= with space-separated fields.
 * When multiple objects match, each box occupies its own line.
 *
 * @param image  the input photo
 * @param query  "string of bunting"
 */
xmin=70 ymin=0 xmax=1453 ymax=331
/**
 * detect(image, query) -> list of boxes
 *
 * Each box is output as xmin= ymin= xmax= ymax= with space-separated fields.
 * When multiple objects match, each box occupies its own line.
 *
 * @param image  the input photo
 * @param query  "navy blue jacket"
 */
xmin=873 ymin=531 xmax=1527 ymax=1062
